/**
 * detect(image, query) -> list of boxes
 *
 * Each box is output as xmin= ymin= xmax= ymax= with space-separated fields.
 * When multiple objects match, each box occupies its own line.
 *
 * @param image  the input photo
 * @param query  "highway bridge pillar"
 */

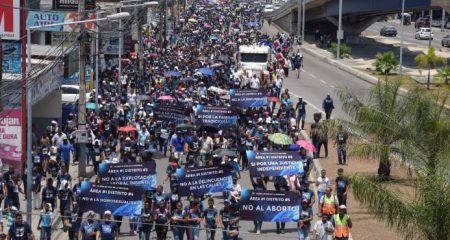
xmin=326 ymin=16 xmax=381 ymax=44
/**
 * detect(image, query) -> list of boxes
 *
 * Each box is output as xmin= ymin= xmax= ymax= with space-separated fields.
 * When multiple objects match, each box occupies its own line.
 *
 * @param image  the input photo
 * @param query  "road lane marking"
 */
xmin=330 ymin=85 xmax=336 ymax=89
xmin=309 ymin=73 xmax=317 ymax=78
xmin=320 ymin=79 xmax=327 ymax=84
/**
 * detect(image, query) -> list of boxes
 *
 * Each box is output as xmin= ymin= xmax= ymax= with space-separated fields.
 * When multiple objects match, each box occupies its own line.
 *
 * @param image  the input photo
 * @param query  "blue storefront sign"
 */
xmin=27 ymin=11 xmax=65 ymax=31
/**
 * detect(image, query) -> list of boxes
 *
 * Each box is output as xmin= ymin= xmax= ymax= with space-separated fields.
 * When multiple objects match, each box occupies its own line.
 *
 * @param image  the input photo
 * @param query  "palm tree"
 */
xmin=414 ymin=47 xmax=446 ymax=90
xmin=436 ymin=65 xmax=450 ymax=85
xmin=373 ymin=51 xmax=399 ymax=81
xmin=348 ymin=88 xmax=450 ymax=240
xmin=337 ymin=79 xmax=409 ymax=179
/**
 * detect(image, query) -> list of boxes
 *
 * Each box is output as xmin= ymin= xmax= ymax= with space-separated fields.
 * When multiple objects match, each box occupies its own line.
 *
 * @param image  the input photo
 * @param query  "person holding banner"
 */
xmin=138 ymin=201 xmax=153 ymax=240
xmin=250 ymin=176 xmax=267 ymax=235
xmin=171 ymin=202 xmax=188 ymax=240
xmin=274 ymin=176 xmax=289 ymax=234
xmin=154 ymin=201 xmax=170 ymax=240
xmin=298 ymin=199 xmax=314 ymax=240
xmin=203 ymin=198 xmax=218 ymax=240
xmin=187 ymin=201 xmax=202 ymax=240
xmin=79 ymin=211 xmax=98 ymax=240
xmin=97 ymin=211 xmax=119 ymax=240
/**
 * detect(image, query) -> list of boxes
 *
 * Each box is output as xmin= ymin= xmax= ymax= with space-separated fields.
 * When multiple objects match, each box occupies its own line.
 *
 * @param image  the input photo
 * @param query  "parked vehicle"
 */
xmin=442 ymin=35 xmax=450 ymax=47
xmin=415 ymin=28 xmax=433 ymax=40
xmin=415 ymin=17 xmax=430 ymax=29
xmin=263 ymin=4 xmax=274 ymax=13
xmin=380 ymin=26 xmax=397 ymax=37
xmin=61 ymin=85 xmax=92 ymax=103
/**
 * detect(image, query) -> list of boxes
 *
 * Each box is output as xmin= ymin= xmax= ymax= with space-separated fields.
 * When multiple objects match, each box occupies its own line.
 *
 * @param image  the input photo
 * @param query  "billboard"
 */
xmin=26 ymin=11 xmax=97 ymax=32
xmin=2 ymin=42 xmax=21 ymax=74
xmin=53 ymin=0 xmax=79 ymax=11
xmin=0 ymin=109 xmax=22 ymax=166
xmin=0 ymin=0 xmax=20 ymax=40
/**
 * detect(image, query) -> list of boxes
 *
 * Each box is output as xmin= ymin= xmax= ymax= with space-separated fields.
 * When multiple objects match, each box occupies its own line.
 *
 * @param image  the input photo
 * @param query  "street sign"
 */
xmin=0 ymin=0 xmax=20 ymax=40
xmin=337 ymin=30 xmax=344 ymax=40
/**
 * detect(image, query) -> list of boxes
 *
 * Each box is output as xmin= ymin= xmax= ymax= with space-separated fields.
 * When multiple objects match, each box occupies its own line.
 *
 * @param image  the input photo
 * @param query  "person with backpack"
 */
xmin=310 ymin=114 xmax=328 ymax=159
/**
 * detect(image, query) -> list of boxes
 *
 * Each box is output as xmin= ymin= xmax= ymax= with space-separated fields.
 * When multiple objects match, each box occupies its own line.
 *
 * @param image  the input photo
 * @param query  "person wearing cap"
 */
xmin=37 ymin=203 xmax=54 ymax=240
xmin=79 ymin=211 xmax=98 ymax=240
xmin=298 ymin=199 xmax=313 ymax=240
xmin=57 ymin=135 xmax=74 ymax=171
xmin=332 ymin=205 xmax=352 ymax=240
xmin=97 ymin=211 xmax=118 ymax=240
xmin=322 ymin=94 xmax=335 ymax=120
xmin=8 ymin=212 xmax=34 ymax=240
xmin=295 ymin=97 xmax=307 ymax=130
xmin=312 ymin=214 xmax=335 ymax=240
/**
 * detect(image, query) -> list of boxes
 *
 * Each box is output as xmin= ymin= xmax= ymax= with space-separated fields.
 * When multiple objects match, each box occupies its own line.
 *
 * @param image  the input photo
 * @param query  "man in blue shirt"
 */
xmin=97 ymin=210 xmax=118 ymax=240
xmin=58 ymin=137 xmax=73 ymax=172
xmin=79 ymin=210 xmax=98 ymax=240
xmin=322 ymin=94 xmax=335 ymax=120
xmin=171 ymin=131 xmax=185 ymax=161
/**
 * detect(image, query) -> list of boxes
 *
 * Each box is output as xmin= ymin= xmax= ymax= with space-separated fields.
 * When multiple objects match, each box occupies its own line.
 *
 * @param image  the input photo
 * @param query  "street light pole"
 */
xmin=297 ymin=0 xmax=301 ymax=35
xmin=95 ymin=10 xmax=100 ymax=111
xmin=427 ymin=9 xmax=432 ymax=90
xmin=78 ymin=0 xmax=87 ymax=177
xmin=302 ymin=0 xmax=305 ymax=43
xmin=118 ymin=6 xmax=123 ymax=97
xmin=399 ymin=0 xmax=405 ymax=80
xmin=441 ymin=8 xmax=446 ymax=32
xmin=337 ymin=0 xmax=343 ymax=59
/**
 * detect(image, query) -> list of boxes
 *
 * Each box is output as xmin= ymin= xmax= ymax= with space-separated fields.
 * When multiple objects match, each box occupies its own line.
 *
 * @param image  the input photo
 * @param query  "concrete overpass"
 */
xmin=265 ymin=0 xmax=450 ymax=41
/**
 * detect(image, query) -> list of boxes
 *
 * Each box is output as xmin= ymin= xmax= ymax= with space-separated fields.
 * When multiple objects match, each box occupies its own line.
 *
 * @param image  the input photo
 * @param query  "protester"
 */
xmin=97 ymin=210 xmax=118 ymax=240
xmin=335 ymin=168 xmax=348 ymax=206
xmin=8 ymin=213 xmax=34 ymax=240
xmin=297 ymin=199 xmax=313 ymax=240
xmin=37 ymin=203 xmax=54 ymax=240
xmin=332 ymin=205 xmax=353 ymax=240
xmin=334 ymin=125 xmax=349 ymax=165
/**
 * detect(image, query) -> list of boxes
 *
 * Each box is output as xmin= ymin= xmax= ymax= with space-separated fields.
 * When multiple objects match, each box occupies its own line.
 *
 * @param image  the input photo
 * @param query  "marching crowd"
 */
xmin=2 ymin=1 xmax=353 ymax=240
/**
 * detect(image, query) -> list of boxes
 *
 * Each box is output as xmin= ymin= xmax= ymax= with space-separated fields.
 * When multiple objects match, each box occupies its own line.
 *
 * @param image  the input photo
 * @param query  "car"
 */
xmin=61 ymin=85 xmax=92 ymax=103
xmin=263 ymin=5 xmax=274 ymax=13
xmin=415 ymin=17 xmax=430 ymax=29
xmin=442 ymin=35 xmax=450 ymax=47
xmin=380 ymin=26 xmax=397 ymax=37
xmin=415 ymin=28 xmax=433 ymax=40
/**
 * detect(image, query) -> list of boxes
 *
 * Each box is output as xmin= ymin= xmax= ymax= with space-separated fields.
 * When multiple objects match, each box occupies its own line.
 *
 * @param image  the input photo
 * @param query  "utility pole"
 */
xmin=336 ymin=0 xmax=343 ymax=59
xmin=441 ymin=8 xmax=446 ymax=32
xmin=399 ymin=0 xmax=405 ymax=80
xmin=163 ymin=0 xmax=167 ymax=48
xmin=138 ymin=8 xmax=144 ymax=89
xmin=78 ymin=0 xmax=88 ymax=177
xmin=427 ymin=9 xmax=433 ymax=90
xmin=297 ymin=0 xmax=301 ymax=35
xmin=302 ymin=0 xmax=305 ymax=42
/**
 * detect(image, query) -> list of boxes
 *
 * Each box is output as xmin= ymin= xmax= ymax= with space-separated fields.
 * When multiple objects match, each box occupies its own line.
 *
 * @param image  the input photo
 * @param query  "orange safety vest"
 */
xmin=334 ymin=214 xmax=350 ymax=238
xmin=321 ymin=195 xmax=337 ymax=215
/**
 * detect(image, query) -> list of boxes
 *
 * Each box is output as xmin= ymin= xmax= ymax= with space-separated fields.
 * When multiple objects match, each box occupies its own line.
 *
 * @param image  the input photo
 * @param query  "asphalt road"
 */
xmin=24 ymin=20 xmax=376 ymax=240
xmin=365 ymin=21 xmax=449 ymax=49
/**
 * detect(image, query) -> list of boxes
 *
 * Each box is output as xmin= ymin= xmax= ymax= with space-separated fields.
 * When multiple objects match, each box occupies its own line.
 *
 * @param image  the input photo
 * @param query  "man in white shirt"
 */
xmin=199 ymin=132 xmax=214 ymax=165
xmin=313 ymin=214 xmax=335 ymax=240
xmin=52 ymin=129 xmax=67 ymax=146
xmin=249 ymin=74 xmax=260 ymax=89
xmin=316 ymin=169 xmax=331 ymax=209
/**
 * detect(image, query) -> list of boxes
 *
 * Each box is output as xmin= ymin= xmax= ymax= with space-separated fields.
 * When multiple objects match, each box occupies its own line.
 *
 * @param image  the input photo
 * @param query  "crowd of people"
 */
xmin=3 ymin=1 xmax=353 ymax=240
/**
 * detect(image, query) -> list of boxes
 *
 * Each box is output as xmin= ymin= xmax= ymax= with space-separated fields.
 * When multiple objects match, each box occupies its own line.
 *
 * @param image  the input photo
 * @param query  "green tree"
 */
xmin=337 ymin=79 xmax=408 ymax=179
xmin=436 ymin=65 xmax=450 ymax=85
xmin=414 ymin=47 xmax=446 ymax=89
xmin=373 ymin=51 xmax=399 ymax=81
xmin=348 ymin=88 xmax=450 ymax=240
